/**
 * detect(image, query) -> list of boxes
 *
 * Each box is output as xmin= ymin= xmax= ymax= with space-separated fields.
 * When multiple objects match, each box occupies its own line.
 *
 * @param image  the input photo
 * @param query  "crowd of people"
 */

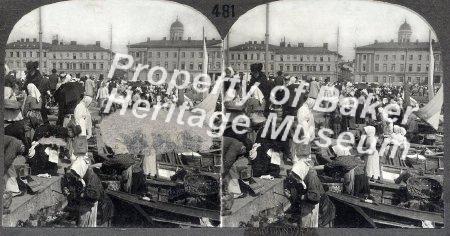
xmin=220 ymin=62 xmax=429 ymax=227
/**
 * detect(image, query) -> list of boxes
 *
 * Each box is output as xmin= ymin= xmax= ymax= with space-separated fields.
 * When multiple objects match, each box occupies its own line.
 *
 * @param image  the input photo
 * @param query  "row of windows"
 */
xmin=361 ymin=75 xmax=428 ymax=84
xmin=361 ymin=53 xmax=440 ymax=62
xmin=9 ymin=51 xmax=47 ymax=58
xmin=8 ymin=51 xmax=108 ymax=60
xmin=8 ymin=60 xmax=47 ymax=69
xmin=51 ymin=62 xmax=104 ymax=70
xmin=230 ymin=53 xmax=273 ymax=61
xmin=279 ymin=64 xmax=332 ymax=72
xmin=143 ymin=61 xmax=222 ymax=71
xmin=131 ymin=51 xmax=222 ymax=59
xmin=230 ymin=63 xmax=273 ymax=71
xmin=361 ymin=63 xmax=440 ymax=73
xmin=279 ymin=55 xmax=332 ymax=62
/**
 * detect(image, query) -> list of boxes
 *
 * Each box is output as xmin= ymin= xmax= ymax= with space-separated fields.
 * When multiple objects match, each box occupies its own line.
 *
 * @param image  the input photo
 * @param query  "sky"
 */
xmin=8 ymin=0 xmax=437 ymax=60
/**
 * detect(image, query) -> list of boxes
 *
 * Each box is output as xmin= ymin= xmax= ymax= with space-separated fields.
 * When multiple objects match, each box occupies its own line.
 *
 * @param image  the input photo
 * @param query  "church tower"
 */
xmin=170 ymin=17 xmax=184 ymax=40
xmin=398 ymin=20 xmax=412 ymax=43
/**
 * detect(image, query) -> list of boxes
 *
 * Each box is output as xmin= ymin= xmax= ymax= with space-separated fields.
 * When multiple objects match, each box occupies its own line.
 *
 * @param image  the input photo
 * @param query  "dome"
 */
xmin=170 ymin=19 xmax=183 ymax=29
xmin=399 ymin=21 xmax=411 ymax=31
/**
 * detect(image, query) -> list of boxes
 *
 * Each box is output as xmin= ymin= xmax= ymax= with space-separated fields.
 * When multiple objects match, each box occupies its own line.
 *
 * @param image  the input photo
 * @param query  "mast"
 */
xmin=265 ymin=3 xmax=270 ymax=74
xmin=428 ymin=29 xmax=434 ymax=100
xmin=39 ymin=8 xmax=43 ymax=73
xmin=226 ymin=32 xmax=230 ymax=67
xmin=336 ymin=27 xmax=339 ymax=82
xmin=109 ymin=24 xmax=113 ymax=68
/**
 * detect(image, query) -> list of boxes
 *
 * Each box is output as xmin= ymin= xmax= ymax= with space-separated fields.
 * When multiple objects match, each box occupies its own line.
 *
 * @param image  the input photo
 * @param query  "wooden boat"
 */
xmin=320 ymin=175 xmax=443 ymax=228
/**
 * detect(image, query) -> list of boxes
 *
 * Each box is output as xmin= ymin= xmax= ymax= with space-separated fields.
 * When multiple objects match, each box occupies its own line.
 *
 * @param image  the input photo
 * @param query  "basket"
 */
xmin=184 ymin=174 xmax=219 ymax=196
xmin=102 ymin=181 xmax=121 ymax=191
xmin=406 ymin=177 xmax=443 ymax=200
xmin=323 ymin=182 xmax=343 ymax=194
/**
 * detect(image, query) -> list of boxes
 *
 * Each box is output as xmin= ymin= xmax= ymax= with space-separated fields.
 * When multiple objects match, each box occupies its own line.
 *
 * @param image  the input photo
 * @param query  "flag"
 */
xmin=414 ymin=87 xmax=443 ymax=130
xmin=428 ymin=32 xmax=435 ymax=101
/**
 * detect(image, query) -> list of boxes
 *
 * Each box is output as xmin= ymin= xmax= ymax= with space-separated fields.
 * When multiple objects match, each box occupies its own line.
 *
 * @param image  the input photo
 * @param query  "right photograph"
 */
xmin=221 ymin=0 xmax=444 ymax=228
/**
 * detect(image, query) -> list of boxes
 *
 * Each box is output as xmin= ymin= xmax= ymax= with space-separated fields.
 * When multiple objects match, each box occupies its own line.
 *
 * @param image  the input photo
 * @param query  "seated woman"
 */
xmin=321 ymin=145 xmax=371 ymax=199
xmin=285 ymin=160 xmax=335 ymax=228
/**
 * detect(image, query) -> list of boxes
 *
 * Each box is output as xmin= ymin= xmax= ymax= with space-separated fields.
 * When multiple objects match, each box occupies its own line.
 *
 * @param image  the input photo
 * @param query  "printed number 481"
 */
xmin=212 ymin=5 xmax=235 ymax=18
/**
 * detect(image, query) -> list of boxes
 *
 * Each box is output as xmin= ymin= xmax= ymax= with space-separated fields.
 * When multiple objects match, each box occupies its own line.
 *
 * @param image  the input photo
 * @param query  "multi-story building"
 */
xmin=5 ymin=38 xmax=51 ymax=75
xmin=5 ymin=36 xmax=111 ymax=78
xmin=354 ymin=21 xmax=443 ymax=86
xmin=228 ymin=40 xmax=342 ymax=81
xmin=127 ymin=18 xmax=223 ymax=81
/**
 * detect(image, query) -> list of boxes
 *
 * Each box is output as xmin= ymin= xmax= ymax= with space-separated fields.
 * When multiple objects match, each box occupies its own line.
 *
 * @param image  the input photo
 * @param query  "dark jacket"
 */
xmin=49 ymin=73 xmax=59 ymax=90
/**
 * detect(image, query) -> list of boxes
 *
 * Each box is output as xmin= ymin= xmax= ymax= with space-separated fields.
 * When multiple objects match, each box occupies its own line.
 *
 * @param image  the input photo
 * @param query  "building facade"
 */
xmin=127 ymin=19 xmax=223 ymax=81
xmin=6 ymin=36 xmax=111 ymax=78
xmin=354 ymin=21 xmax=443 ymax=86
xmin=5 ymin=38 xmax=51 ymax=75
xmin=228 ymin=41 xmax=342 ymax=81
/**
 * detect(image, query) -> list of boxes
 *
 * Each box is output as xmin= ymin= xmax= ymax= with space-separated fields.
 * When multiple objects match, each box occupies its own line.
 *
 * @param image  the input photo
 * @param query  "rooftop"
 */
xmin=356 ymin=41 xmax=441 ymax=51
xmin=49 ymin=44 xmax=110 ymax=52
xmin=6 ymin=41 xmax=52 ymax=50
xmin=128 ymin=39 xmax=222 ymax=49
xmin=6 ymin=39 xmax=110 ymax=52
xmin=229 ymin=42 xmax=339 ymax=56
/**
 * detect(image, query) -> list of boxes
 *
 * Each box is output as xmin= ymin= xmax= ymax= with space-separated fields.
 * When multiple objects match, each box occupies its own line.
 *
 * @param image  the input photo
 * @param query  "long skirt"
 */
xmin=142 ymin=149 xmax=157 ymax=177
xmin=79 ymin=201 xmax=98 ymax=227
xmin=4 ymin=166 xmax=19 ymax=193
xmin=300 ymin=202 xmax=320 ymax=228
xmin=365 ymin=151 xmax=380 ymax=179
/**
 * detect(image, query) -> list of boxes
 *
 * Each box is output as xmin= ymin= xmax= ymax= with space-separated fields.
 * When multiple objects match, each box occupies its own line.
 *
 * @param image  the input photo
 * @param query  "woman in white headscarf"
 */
xmin=64 ymin=158 xmax=105 ymax=227
xmin=23 ymin=83 xmax=43 ymax=140
xmin=397 ymin=127 xmax=409 ymax=167
xmin=287 ymin=160 xmax=322 ymax=227
xmin=363 ymin=126 xmax=380 ymax=181
xmin=74 ymin=96 xmax=93 ymax=139
xmin=386 ymin=125 xmax=401 ymax=166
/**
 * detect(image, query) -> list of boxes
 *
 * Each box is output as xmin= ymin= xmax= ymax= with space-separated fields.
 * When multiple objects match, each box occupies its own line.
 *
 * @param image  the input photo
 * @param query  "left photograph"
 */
xmin=3 ymin=0 xmax=223 ymax=228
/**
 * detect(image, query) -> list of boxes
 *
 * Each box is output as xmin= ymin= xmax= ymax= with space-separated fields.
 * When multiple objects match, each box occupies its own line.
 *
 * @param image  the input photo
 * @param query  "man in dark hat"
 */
xmin=49 ymin=69 xmax=59 ymax=94
xmin=249 ymin=63 xmax=273 ymax=114
xmin=274 ymin=71 xmax=284 ymax=87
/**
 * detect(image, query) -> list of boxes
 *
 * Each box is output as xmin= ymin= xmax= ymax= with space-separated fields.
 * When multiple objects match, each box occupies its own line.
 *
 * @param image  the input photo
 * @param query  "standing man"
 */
xmin=49 ymin=69 xmax=59 ymax=94
xmin=84 ymin=75 xmax=96 ymax=100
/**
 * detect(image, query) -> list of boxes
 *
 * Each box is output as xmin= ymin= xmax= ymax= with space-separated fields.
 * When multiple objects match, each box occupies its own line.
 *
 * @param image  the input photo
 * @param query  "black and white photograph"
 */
xmin=3 ymin=0 xmax=222 ymax=228
xmin=220 ymin=0 xmax=444 ymax=228
xmin=0 ymin=0 xmax=447 ymax=232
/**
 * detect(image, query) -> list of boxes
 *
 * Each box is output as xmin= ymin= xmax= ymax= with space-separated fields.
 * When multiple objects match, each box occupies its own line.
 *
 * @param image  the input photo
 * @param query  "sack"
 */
xmin=4 ymin=99 xmax=21 ymax=110
xmin=250 ymin=112 xmax=266 ymax=127
xmin=27 ymin=111 xmax=43 ymax=129
xmin=3 ymin=192 xmax=13 ymax=210
xmin=73 ymin=136 xmax=88 ymax=155
xmin=269 ymin=104 xmax=283 ymax=121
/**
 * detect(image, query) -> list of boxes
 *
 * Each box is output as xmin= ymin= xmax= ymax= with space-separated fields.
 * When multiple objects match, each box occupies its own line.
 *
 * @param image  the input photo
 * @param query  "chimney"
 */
xmin=245 ymin=42 xmax=248 ymax=45
xmin=298 ymin=43 xmax=304 ymax=47
xmin=17 ymin=40 xmax=20 ymax=43
xmin=374 ymin=40 xmax=378 ymax=44
xmin=33 ymin=38 xmax=37 ymax=42
xmin=163 ymin=37 xmax=166 ymax=40
xmin=188 ymin=37 xmax=191 ymax=41
xmin=212 ymin=38 xmax=215 ymax=40
xmin=21 ymin=38 xmax=24 ymax=42
xmin=432 ymin=39 xmax=435 ymax=44
xmin=261 ymin=41 xmax=264 ymax=44
xmin=248 ymin=41 xmax=252 ymax=44
xmin=147 ymin=37 xmax=150 ymax=42
xmin=96 ymin=41 xmax=100 ymax=46
xmin=415 ymin=39 xmax=419 ymax=44
xmin=323 ymin=43 xmax=328 ymax=49
xmin=390 ymin=39 xmax=394 ymax=43
xmin=280 ymin=41 xmax=286 ymax=47
xmin=25 ymin=38 xmax=29 ymax=42
xmin=52 ymin=39 xmax=58 ymax=45
xmin=288 ymin=43 xmax=291 ymax=47
xmin=60 ymin=42 xmax=63 ymax=45
xmin=254 ymin=41 xmax=257 ymax=44
xmin=70 ymin=41 xmax=77 ymax=45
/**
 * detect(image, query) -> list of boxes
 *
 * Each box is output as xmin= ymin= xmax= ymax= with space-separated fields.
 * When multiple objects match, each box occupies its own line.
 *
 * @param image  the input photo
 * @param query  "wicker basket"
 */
xmin=323 ymin=182 xmax=343 ymax=194
xmin=406 ymin=177 xmax=442 ymax=200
